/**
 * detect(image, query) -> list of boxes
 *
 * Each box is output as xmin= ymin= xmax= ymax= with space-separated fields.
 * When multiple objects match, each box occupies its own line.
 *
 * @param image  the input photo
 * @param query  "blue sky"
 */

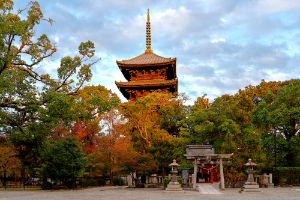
xmin=15 ymin=0 xmax=300 ymax=103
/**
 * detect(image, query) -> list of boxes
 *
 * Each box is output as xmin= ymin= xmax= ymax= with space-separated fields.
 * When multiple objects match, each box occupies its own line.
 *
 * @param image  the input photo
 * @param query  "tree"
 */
xmin=0 ymin=0 xmax=97 ymax=133
xmin=0 ymin=0 xmax=96 ymax=88
xmin=75 ymin=85 xmax=120 ymax=116
xmin=179 ymin=88 xmax=267 ymax=185
xmin=50 ymin=85 xmax=120 ymax=153
xmin=0 ymin=0 xmax=97 ymax=179
xmin=119 ymin=92 xmax=188 ymax=175
xmin=0 ymin=145 xmax=21 ymax=188
xmin=41 ymin=137 xmax=86 ymax=189
xmin=1 ymin=0 xmax=55 ymax=75
xmin=177 ymin=79 xmax=300 ymax=185
xmin=253 ymin=80 xmax=300 ymax=166
xmin=39 ymin=85 xmax=122 ymax=180
xmin=94 ymin=123 xmax=140 ymax=182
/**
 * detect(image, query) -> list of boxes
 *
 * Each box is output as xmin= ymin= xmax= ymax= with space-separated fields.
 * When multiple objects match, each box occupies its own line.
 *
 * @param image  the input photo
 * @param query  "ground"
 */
xmin=0 ymin=186 xmax=300 ymax=200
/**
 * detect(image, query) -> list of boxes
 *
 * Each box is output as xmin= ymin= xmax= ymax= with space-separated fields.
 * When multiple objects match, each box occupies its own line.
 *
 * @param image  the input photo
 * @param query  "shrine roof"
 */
xmin=117 ymin=51 xmax=176 ymax=66
xmin=184 ymin=145 xmax=233 ymax=160
xmin=115 ymin=79 xmax=178 ymax=88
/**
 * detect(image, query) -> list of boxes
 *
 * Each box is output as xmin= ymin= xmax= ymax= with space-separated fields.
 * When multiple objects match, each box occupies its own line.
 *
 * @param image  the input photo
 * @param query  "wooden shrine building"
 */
xmin=115 ymin=9 xmax=178 ymax=100
xmin=184 ymin=145 xmax=233 ymax=190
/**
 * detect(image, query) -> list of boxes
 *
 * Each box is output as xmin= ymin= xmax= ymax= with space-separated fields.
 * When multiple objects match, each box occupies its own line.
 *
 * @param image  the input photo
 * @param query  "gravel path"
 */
xmin=0 ymin=186 xmax=300 ymax=200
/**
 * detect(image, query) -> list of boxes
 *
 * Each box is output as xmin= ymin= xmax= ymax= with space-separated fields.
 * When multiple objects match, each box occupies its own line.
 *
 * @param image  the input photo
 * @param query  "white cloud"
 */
xmin=255 ymin=0 xmax=300 ymax=14
xmin=153 ymin=6 xmax=192 ymax=37
xmin=38 ymin=59 xmax=60 ymax=76
xmin=12 ymin=0 xmax=300 ymax=104
xmin=265 ymin=70 xmax=288 ymax=81
xmin=53 ymin=35 xmax=60 ymax=44
xmin=211 ymin=37 xmax=226 ymax=44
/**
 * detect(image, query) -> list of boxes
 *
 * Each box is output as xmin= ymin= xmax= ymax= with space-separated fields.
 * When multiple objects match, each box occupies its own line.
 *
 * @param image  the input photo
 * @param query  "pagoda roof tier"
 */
xmin=115 ymin=79 xmax=178 ymax=100
xmin=116 ymin=79 xmax=177 ymax=87
xmin=120 ymin=63 xmax=177 ymax=82
xmin=117 ymin=51 xmax=176 ymax=67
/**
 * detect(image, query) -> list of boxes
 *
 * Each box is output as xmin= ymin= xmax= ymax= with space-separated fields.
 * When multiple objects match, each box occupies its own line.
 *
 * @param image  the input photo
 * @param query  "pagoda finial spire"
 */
xmin=145 ymin=8 xmax=152 ymax=53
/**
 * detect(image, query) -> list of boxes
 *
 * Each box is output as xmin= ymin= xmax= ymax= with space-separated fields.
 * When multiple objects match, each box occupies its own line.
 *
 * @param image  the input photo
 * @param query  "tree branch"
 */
xmin=0 ymin=34 xmax=15 ymax=75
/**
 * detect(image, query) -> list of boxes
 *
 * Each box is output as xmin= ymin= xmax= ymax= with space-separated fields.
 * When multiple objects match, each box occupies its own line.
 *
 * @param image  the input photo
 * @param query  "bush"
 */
xmin=98 ymin=177 xmax=106 ymax=186
xmin=41 ymin=137 xmax=86 ymax=189
xmin=277 ymin=167 xmax=300 ymax=186
xmin=177 ymin=176 xmax=184 ymax=186
xmin=112 ymin=177 xmax=124 ymax=186
xmin=163 ymin=178 xmax=170 ymax=189
xmin=41 ymin=181 xmax=53 ymax=190
xmin=81 ymin=178 xmax=98 ymax=187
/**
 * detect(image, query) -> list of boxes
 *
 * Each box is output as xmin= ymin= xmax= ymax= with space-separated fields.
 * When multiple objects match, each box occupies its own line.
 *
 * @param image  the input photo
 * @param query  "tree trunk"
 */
xmin=110 ymin=168 xmax=113 ymax=185
xmin=3 ymin=169 xmax=7 ymax=189
xmin=21 ymin=167 xmax=25 ymax=189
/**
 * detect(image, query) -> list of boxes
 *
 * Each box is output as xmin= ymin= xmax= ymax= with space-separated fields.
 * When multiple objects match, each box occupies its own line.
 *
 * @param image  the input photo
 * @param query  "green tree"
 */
xmin=0 ymin=0 xmax=97 ymax=133
xmin=41 ymin=137 xmax=86 ymax=189
xmin=0 ymin=0 xmax=95 ymax=87
xmin=179 ymin=91 xmax=266 ymax=184
xmin=253 ymin=80 xmax=300 ymax=166
xmin=0 ymin=0 xmax=97 ymax=179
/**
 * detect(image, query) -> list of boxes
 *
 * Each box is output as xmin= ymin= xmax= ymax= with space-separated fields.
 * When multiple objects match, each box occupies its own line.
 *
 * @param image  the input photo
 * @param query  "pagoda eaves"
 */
xmin=117 ymin=52 xmax=176 ymax=66
xmin=115 ymin=9 xmax=178 ymax=100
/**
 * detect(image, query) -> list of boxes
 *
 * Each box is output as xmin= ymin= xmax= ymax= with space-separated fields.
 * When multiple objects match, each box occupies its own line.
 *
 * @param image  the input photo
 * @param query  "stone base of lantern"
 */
xmin=241 ymin=183 xmax=260 ymax=192
xmin=166 ymin=181 xmax=183 ymax=191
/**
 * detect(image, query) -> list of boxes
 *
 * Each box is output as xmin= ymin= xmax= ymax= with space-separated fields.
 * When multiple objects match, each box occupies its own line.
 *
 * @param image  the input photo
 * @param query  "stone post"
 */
xmin=127 ymin=175 xmax=133 ymax=187
xmin=268 ymin=173 xmax=274 ymax=187
xmin=193 ymin=159 xmax=197 ymax=189
xmin=219 ymin=158 xmax=225 ymax=190
xmin=269 ymin=173 xmax=272 ymax=184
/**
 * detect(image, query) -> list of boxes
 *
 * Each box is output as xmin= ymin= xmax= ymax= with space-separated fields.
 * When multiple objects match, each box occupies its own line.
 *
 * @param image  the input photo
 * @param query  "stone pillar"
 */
xmin=269 ymin=173 xmax=272 ymax=184
xmin=193 ymin=159 xmax=197 ymax=189
xmin=151 ymin=174 xmax=158 ymax=184
xmin=219 ymin=158 xmax=225 ymax=190
xmin=268 ymin=173 xmax=274 ymax=187
xmin=127 ymin=175 xmax=133 ymax=187
xmin=146 ymin=175 xmax=149 ymax=184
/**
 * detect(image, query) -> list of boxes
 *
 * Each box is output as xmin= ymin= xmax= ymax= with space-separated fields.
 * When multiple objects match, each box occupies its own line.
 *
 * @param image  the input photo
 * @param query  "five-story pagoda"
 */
xmin=115 ymin=9 xmax=178 ymax=100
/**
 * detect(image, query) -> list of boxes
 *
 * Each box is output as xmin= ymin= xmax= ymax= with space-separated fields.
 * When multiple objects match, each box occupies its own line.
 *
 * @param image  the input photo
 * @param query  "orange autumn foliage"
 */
xmin=51 ymin=119 xmax=100 ymax=153
xmin=70 ymin=120 xmax=100 ymax=153
xmin=120 ymin=92 xmax=180 ymax=148
xmin=94 ymin=122 xmax=143 ymax=176
xmin=0 ymin=145 xmax=21 ymax=177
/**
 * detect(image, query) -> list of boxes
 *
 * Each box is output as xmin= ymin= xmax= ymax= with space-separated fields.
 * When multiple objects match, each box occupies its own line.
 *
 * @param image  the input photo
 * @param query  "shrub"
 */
xmin=113 ymin=177 xmax=124 ymax=186
xmin=41 ymin=137 xmax=86 ymax=189
xmin=163 ymin=178 xmax=170 ymax=189
xmin=41 ymin=181 xmax=53 ymax=190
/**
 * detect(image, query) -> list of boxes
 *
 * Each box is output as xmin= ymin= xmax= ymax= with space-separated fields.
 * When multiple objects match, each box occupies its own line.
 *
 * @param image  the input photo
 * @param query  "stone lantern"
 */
xmin=166 ymin=159 xmax=183 ymax=191
xmin=241 ymin=158 xmax=260 ymax=192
